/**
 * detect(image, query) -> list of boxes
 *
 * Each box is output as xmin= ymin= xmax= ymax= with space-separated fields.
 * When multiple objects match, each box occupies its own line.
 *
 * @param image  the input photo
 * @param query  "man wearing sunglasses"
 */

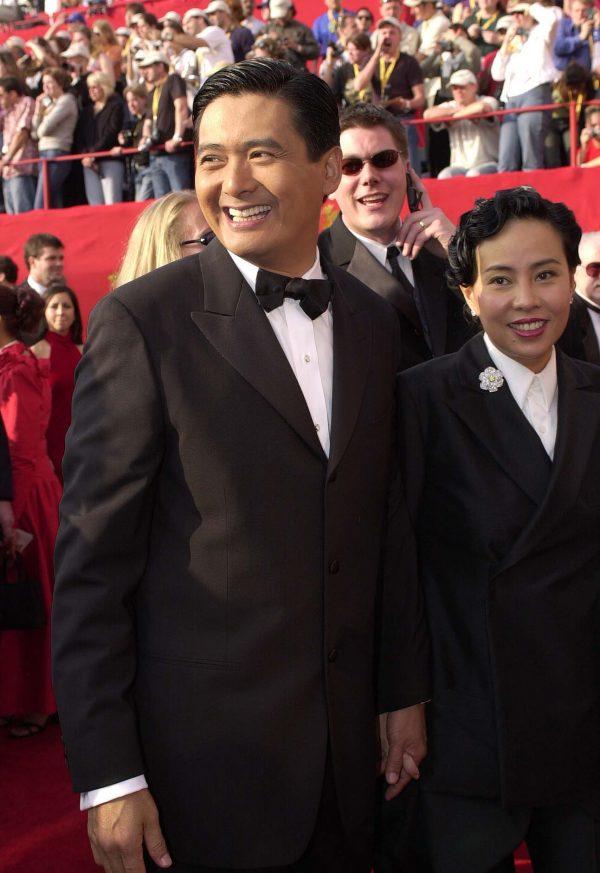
xmin=319 ymin=102 xmax=476 ymax=371
xmin=559 ymin=232 xmax=600 ymax=365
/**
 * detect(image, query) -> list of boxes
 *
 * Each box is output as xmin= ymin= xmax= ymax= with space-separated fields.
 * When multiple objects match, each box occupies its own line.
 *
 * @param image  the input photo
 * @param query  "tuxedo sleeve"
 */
xmin=0 ymin=414 xmax=12 ymax=501
xmin=377 ymin=343 xmax=431 ymax=713
xmin=52 ymin=293 xmax=165 ymax=793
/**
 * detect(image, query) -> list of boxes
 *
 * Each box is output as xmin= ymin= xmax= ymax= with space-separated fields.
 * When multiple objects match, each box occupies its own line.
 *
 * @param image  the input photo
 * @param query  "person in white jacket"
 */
xmin=491 ymin=1 xmax=560 ymax=170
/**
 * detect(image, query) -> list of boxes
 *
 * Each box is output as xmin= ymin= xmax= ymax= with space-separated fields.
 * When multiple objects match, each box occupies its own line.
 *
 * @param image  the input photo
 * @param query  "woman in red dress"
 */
xmin=0 ymin=284 xmax=62 ymax=737
xmin=32 ymin=286 xmax=83 ymax=484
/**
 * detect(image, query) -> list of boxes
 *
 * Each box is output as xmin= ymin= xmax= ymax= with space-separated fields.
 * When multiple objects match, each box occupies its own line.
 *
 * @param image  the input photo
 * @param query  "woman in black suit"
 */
xmin=396 ymin=188 xmax=600 ymax=873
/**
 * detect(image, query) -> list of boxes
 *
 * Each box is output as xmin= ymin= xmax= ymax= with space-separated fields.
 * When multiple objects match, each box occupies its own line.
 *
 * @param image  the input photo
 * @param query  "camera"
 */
xmin=590 ymin=125 xmax=600 ymax=139
xmin=327 ymin=40 xmax=343 ymax=56
xmin=438 ymin=40 xmax=455 ymax=52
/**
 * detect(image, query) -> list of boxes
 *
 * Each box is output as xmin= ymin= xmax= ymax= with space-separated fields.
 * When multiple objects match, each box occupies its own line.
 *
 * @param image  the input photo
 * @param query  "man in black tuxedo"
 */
xmin=558 ymin=231 xmax=600 ymax=365
xmin=17 ymin=232 xmax=65 ymax=297
xmin=52 ymin=60 xmax=430 ymax=873
xmin=318 ymin=103 xmax=476 ymax=371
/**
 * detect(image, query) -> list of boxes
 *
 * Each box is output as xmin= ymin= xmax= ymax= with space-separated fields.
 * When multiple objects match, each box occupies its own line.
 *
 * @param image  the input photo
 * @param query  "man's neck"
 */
xmin=345 ymin=217 xmax=400 ymax=248
xmin=381 ymin=49 xmax=400 ymax=62
xmin=27 ymin=274 xmax=46 ymax=294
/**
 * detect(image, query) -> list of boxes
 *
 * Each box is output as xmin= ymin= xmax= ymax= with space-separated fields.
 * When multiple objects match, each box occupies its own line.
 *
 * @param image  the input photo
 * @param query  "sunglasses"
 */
xmin=585 ymin=262 xmax=600 ymax=278
xmin=180 ymin=230 xmax=216 ymax=248
xmin=341 ymin=149 xmax=400 ymax=176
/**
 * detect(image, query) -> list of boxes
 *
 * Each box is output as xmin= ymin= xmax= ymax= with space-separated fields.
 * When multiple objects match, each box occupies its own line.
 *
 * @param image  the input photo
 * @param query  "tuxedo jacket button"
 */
xmin=329 ymin=559 xmax=340 ymax=574
xmin=328 ymin=649 xmax=338 ymax=662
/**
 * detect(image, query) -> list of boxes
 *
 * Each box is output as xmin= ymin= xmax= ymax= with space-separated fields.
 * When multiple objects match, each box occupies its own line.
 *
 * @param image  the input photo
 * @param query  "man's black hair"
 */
xmin=0 ymin=76 xmax=25 ymax=96
xmin=192 ymin=59 xmax=340 ymax=161
xmin=0 ymin=255 xmax=18 ymax=284
xmin=447 ymin=187 xmax=581 ymax=290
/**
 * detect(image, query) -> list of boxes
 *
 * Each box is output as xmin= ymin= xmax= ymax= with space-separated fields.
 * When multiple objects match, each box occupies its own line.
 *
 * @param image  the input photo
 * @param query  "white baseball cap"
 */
xmin=183 ymin=6 xmax=207 ymax=21
xmin=269 ymin=0 xmax=292 ymax=14
xmin=204 ymin=0 xmax=231 ymax=13
xmin=449 ymin=68 xmax=477 ymax=86
xmin=159 ymin=10 xmax=182 ymax=24
xmin=137 ymin=50 xmax=170 ymax=67
xmin=377 ymin=16 xmax=403 ymax=29
xmin=61 ymin=42 xmax=91 ymax=58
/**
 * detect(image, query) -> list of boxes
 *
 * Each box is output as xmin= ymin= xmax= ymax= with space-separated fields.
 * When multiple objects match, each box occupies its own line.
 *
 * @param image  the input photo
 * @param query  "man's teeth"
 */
xmin=227 ymin=205 xmax=271 ymax=222
xmin=360 ymin=195 xmax=386 ymax=204
xmin=512 ymin=321 xmax=545 ymax=331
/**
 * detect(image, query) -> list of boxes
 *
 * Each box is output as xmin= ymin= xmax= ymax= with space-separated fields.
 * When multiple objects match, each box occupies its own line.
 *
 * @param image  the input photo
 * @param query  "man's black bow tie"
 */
xmin=255 ymin=269 xmax=333 ymax=320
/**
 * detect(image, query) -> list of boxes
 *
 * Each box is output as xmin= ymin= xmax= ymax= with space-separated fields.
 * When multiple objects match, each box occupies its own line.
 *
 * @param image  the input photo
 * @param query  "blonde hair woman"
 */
xmin=79 ymin=71 xmax=125 ymax=205
xmin=90 ymin=19 xmax=123 ymax=83
xmin=115 ymin=191 xmax=212 ymax=287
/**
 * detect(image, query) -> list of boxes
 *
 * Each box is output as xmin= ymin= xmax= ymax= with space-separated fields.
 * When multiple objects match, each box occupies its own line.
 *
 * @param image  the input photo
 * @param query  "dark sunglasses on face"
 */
xmin=341 ymin=149 xmax=400 ymax=176
xmin=357 ymin=14 xmax=372 ymax=19
xmin=180 ymin=230 xmax=216 ymax=248
xmin=585 ymin=262 xmax=600 ymax=278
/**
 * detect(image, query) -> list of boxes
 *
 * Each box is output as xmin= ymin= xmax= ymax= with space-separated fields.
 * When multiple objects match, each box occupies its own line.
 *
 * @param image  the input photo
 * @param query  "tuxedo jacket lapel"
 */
xmin=411 ymin=251 xmax=449 ymax=357
xmin=324 ymin=215 xmax=422 ymax=331
xmin=326 ymin=265 xmax=371 ymax=475
xmin=446 ymin=335 xmax=552 ymax=508
xmin=575 ymin=297 xmax=600 ymax=364
xmin=191 ymin=242 xmax=325 ymax=462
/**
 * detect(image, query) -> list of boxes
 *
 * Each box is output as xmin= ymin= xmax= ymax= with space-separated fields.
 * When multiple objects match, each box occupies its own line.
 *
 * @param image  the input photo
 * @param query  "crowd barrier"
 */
xmin=5 ymin=97 xmax=599 ymax=209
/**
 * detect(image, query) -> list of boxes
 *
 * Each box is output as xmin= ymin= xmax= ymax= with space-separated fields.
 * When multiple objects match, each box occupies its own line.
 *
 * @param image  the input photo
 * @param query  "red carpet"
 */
xmin=0 ymin=722 xmax=532 ymax=872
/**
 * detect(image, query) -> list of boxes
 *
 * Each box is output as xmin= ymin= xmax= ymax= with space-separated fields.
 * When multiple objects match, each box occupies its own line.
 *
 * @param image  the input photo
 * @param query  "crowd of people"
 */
xmin=0 ymin=48 xmax=599 ymax=871
xmin=0 ymin=0 xmax=598 ymax=212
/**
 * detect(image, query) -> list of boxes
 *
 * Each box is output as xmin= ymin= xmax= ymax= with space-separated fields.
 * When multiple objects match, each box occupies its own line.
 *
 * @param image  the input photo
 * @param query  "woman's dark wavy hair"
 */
xmin=192 ymin=59 xmax=340 ymax=161
xmin=447 ymin=187 xmax=582 ymax=292
xmin=42 ymin=284 xmax=83 ymax=344
xmin=0 ymin=283 xmax=44 ymax=338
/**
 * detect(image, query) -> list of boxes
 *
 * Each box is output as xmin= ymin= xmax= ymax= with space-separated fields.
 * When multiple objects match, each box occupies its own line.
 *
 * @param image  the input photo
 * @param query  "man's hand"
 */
xmin=82 ymin=156 xmax=96 ymax=169
xmin=397 ymin=166 xmax=456 ymax=260
xmin=87 ymin=788 xmax=172 ymax=873
xmin=580 ymin=19 xmax=593 ymax=39
xmin=164 ymin=139 xmax=180 ymax=154
xmin=379 ymin=703 xmax=427 ymax=801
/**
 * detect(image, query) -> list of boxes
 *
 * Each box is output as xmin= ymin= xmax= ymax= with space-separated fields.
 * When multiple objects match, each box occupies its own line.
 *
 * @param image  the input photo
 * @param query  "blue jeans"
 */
xmin=149 ymin=151 xmax=193 ymax=197
xmin=498 ymin=83 xmax=552 ymax=172
xmin=83 ymin=159 xmax=124 ymax=205
xmin=134 ymin=165 xmax=154 ymax=201
xmin=34 ymin=149 xmax=72 ymax=210
xmin=3 ymin=174 xmax=36 ymax=214
xmin=438 ymin=162 xmax=498 ymax=178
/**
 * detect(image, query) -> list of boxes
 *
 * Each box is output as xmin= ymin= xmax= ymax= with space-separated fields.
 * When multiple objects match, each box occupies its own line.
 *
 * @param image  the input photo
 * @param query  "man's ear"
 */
xmin=323 ymin=146 xmax=342 ymax=197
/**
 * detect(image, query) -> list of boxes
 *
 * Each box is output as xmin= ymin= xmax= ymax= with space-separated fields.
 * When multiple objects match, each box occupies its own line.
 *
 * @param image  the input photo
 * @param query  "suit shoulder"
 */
xmin=329 ymin=263 xmax=397 ymax=322
xmin=112 ymin=255 xmax=203 ymax=316
xmin=398 ymin=350 xmax=459 ymax=394
xmin=560 ymin=349 xmax=600 ymax=386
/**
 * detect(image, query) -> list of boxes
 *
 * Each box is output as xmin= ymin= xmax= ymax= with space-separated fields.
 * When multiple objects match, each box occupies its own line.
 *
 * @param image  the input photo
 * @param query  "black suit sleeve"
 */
xmin=52 ymin=293 xmax=164 ymax=792
xmin=0 ymin=414 xmax=12 ymax=501
xmin=377 ymin=340 xmax=431 ymax=713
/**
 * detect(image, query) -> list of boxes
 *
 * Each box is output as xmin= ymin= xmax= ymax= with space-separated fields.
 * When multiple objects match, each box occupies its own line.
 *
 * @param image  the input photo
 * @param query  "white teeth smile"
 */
xmin=226 ymin=205 xmax=271 ymax=222
xmin=511 ymin=321 xmax=545 ymax=331
xmin=359 ymin=195 xmax=386 ymax=204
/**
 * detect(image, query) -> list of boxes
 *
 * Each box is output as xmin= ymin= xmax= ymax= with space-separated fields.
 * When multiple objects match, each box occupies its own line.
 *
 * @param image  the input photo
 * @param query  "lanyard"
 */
xmin=152 ymin=83 xmax=163 ymax=121
xmin=477 ymin=10 xmax=500 ymax=29
xmin=353 ymin=63 xmax=368 ymax=101
xmin=379 ymin=54 xmax=399 ymax=97
xmin=327 ymin=10 xmax=338 ymax=33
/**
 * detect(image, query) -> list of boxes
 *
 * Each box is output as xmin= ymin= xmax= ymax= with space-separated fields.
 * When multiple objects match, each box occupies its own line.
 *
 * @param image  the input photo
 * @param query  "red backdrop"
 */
xmin=1 ymin=166 xmax=599 ymax=330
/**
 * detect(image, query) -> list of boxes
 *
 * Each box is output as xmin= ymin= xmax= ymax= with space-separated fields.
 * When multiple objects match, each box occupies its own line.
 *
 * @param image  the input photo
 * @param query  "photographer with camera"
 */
xmin=267 ymin=0 xmax=320 ymax=69
xmin=352 ymin=18 xmax=424 ymax=170
xmin=578 ymin=105 xmax=600 ymax=166
xmin=320 ymin=31 xmax=374 ymax=106
xmin=109 ymin=85 xmax=153 ymax=201
xmin=553 ymin=0 xmax=600 ymax=71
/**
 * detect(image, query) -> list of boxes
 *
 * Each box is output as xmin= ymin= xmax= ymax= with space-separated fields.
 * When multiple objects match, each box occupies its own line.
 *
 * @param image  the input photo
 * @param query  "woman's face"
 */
xmin=42 ymin=75 xmax=62 ymax=99
xmin=462 ymin=218 xmax=574 ymax=373
xmin=126 ymin=92 xmax=145 ymax=116
xmin=88 ymin=82 xmax=105 ymax=103
xmin=46 ymin=292 xmax=76 ymax=335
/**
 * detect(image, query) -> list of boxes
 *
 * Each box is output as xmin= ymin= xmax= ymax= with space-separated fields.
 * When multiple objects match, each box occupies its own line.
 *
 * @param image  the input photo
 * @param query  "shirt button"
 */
xmin=315 ymin=423 xmax=320 ymax=432
xmin=329 ymin=560 xmax=340 ymax=574
xmin=304 ymin=354 xmax=311 ymax=363
xmin=328 ymin=649 xmax=338 ymax=662
xmin=538 ymin=426 xmax=547 ymax=434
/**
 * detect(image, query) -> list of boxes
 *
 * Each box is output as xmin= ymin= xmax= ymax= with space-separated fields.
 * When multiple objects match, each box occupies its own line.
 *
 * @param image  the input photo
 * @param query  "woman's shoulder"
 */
xmin=0 ymin=344 xmax=43 ymax=388
xmin=398 ymin=349 xmax=463 ymax=395
xmin=30 ymin=338 xmax=51 ymax=360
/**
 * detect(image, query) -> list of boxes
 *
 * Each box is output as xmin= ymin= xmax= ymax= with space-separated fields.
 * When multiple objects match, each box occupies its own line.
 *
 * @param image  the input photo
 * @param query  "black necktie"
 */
xmin=386 ymin=245 xmax=409 ymax=286
xmin=255 ymin=269 xmax=332 ymax=320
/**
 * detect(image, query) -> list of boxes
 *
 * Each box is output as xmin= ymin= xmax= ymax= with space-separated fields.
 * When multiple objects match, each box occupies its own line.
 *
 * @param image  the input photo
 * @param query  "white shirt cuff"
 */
xmin=80 ymin=775 xmax=148 ymax=810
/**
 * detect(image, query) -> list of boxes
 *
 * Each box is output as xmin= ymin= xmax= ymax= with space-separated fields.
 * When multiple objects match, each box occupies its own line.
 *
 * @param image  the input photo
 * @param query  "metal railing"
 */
xmin=2 ymin=98 xmax=599 ymax=210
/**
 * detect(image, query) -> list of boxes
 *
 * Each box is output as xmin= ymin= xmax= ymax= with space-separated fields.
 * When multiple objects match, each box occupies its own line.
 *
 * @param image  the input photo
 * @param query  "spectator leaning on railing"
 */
xmin=423 ymin=68 xmax=499 ymax=176
xmin=31 ymin=67 xmax=78 ymax=209
xmin=0 ymin=76 xmax=37 ymax=214
xmin=553 ymin=0 xmax=600 ymax=72
xmin=491 ymin=2 xmax=560 ymax=171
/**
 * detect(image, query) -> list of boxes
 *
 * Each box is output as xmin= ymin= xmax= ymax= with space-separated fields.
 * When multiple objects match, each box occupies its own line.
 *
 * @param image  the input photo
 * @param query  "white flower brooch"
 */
xmin=479 ymin=367 xmax=505 ymax=393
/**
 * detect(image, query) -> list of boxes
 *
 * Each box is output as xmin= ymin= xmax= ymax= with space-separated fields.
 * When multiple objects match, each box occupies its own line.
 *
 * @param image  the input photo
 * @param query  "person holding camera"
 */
xmin=109 ymin=85 xmax=153 ymax=201
xmin=267 ymin=0 xmax=320 ymax=69
xmin=31 ymin=67 xmax=78 ymax=210
xmin=320 ymin=31 xmax=374 ymax=106
xmin=577 ymin=104 xmax=600 ymax=166
xmin=553 ymin=0 xmax=600 ymax=71
xmin=351 ymin=18 xmax=425 ymax=171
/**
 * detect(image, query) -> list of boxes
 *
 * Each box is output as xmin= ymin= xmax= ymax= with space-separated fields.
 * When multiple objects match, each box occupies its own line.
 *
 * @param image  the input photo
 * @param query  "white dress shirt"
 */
xmin=484 ymin=334 xmax=558 ymax=459
xmin=349 ymin=223 xmax=416 ymax=289
xmin=576 ymin=290 xmax=600 ymax=350
xmin=26 ymin=275 xmax=45 ymax=295
xmin=490 ymin=3 xmax=560 ymax=101
xmin=80 ymin=248 xmax=334 ymax=811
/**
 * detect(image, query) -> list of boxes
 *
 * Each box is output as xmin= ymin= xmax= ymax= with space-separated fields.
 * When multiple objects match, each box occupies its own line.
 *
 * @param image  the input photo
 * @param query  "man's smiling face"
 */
xmin=195 ymin=93 xmax=341 ymax=274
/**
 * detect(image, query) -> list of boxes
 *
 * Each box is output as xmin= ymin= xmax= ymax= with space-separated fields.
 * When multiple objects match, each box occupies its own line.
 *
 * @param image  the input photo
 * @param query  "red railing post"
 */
xmin=41 ymin=158 xmax=50 ymax=210
xmin=569 ymin=99 xmax=579 ymax=168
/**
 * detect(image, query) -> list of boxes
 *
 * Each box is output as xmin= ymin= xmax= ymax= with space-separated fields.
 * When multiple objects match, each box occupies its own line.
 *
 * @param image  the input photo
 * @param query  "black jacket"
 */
xmin=319 ymin=214 xmax=477 ymax=371
xmin=557 ymin=293 xmax=600 ymax=365
xmin=398 ymin=333 xmax=600 ymax=813
xmin=52 ymin=242 xmax=430 ymax=867
xmin=78 ymin=92 xmax=124 ymax=154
